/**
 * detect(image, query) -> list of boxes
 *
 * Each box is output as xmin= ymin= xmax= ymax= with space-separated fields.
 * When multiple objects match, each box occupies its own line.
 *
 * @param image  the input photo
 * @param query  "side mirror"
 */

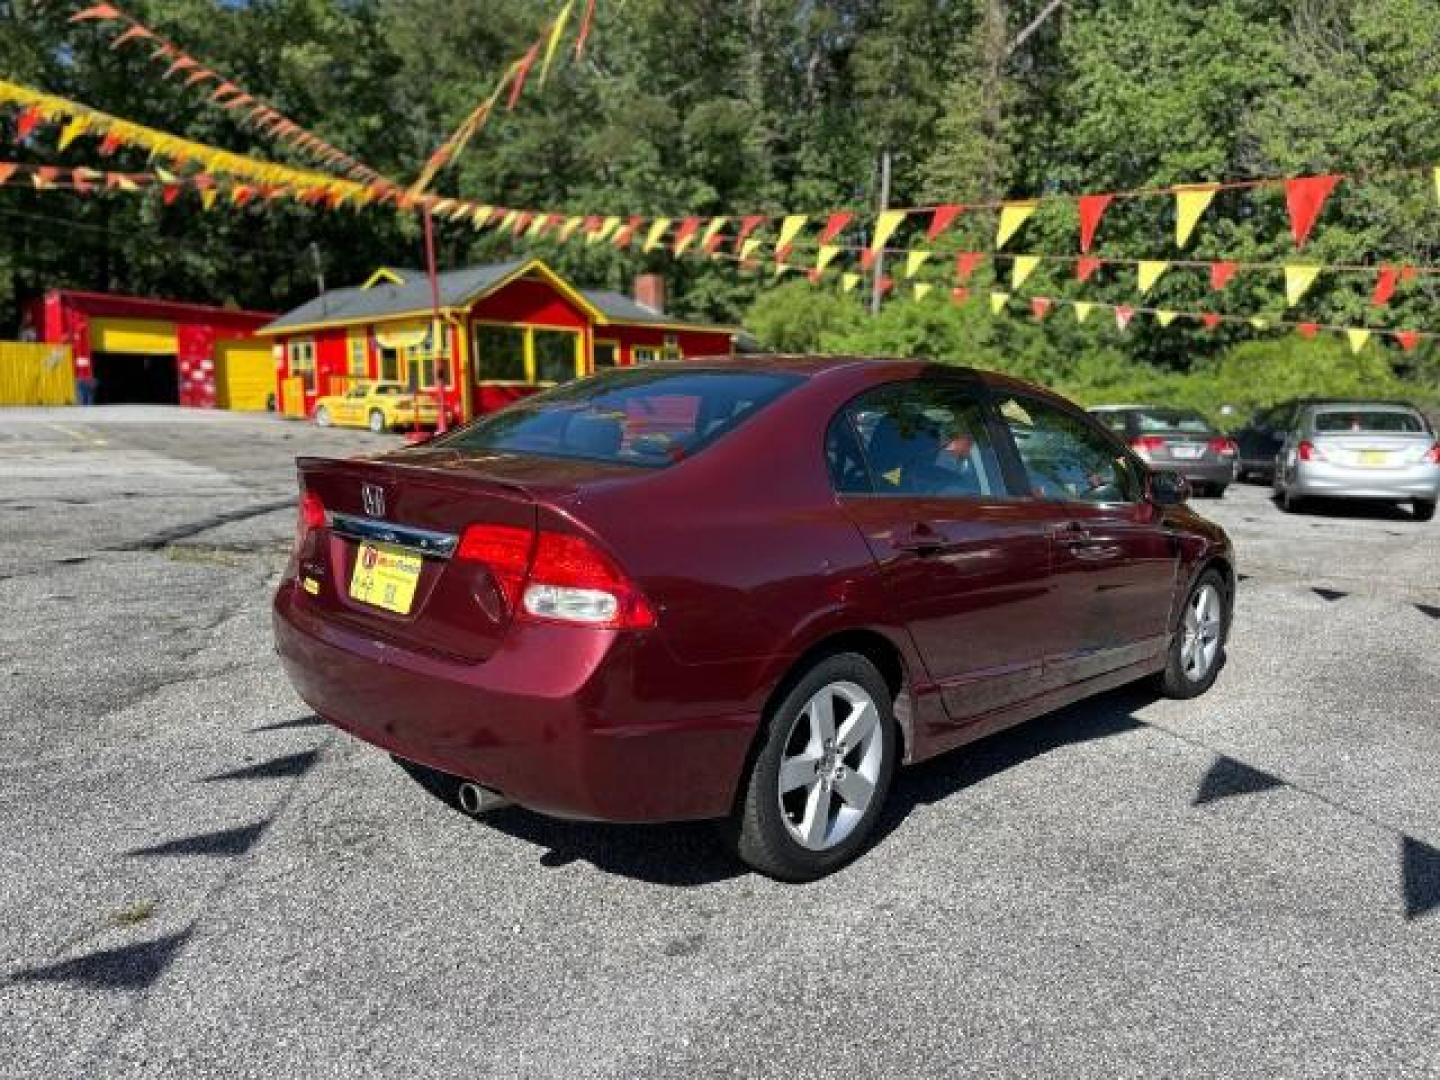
xmin=1148 ymin=471 xmax=1190 ymax=507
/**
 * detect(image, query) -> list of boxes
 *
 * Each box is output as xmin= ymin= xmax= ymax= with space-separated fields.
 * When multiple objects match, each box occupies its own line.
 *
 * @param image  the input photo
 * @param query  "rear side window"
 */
xmin=1131 ymin=408 xmax=1213 ymax=433
xmin=1313 ymin=409 xmax=1425 ymax=433
xmin=436 ymin=368 xmax=801 ymax=466
xmin=827 ymin=380 xmax=1003 ymax=498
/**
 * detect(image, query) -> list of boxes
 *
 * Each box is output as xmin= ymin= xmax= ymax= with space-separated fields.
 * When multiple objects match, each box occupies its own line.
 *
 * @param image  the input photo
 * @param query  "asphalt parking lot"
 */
xmin=2 ymin=405 xmax=1437 ymax=1079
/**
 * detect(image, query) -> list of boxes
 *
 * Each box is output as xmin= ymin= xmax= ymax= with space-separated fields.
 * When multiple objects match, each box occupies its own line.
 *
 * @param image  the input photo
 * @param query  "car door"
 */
xmin=989 ymin=390 xmax=1179 ymax=685
xmin=828 ymin=377 xmax=1063 ymax=723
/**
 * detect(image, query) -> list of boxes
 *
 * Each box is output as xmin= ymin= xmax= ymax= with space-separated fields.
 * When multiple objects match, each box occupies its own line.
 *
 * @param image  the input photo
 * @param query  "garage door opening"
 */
xmin=92 ymin=352 xmax=179 ymax=405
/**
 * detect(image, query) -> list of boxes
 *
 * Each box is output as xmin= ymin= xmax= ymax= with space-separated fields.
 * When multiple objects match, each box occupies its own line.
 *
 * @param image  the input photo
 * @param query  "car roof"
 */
xmin=1302 ymin=400 xmax=1421 ymax=411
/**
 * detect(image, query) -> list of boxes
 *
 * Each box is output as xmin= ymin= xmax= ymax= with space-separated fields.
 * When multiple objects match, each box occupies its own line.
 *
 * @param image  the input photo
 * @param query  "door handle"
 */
xmin=893 ymin=524 xmax=948 ymax=554
xmin=1050 ymin=521 xmax=1091 ymax=546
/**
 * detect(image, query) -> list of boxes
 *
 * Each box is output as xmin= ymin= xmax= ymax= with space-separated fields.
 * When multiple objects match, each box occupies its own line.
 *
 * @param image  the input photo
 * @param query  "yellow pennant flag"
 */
xmin=989 ymin=291 xmax=1010 ymax=315
xmin=559 ymin=216 xmax=583 ymax=242
xmin=589 ymin=215 xmax=619 ymax=244
xmin=1249 ymin=317 xmax=1269 ymax=331
xmin=526 ymin=214 xmax=549 ymax=238
xmin=841 ymin=272 xmax=861 ymax=293
xmin=1137 ymin=260 xmax=1169 ymax=295
xmin=1347 ymin=328 xmax=1371 ymax=354
xmin=777 ymin=214 xmax=808 ymax=251
xmin=1173 ymin=185 xmax=1218 ymax=248
xmin=643 ymin=218 xmax=671 ymax=252
xmin=1156 ymin=310 xmax=1178 ymax=327
xmin=1074 ymin=301 xmax=1094 ymax=324
xmin=432 ymin=198 xmax=457 ymax=216
xmin=110 ymin=173 xmax=139 ymax=192
xmin=154 ymin=166 xmax=181 ymax=184
xmin=739 ymin=237 xmax=763 ymax=260
xmin=995 ymin=201 xmax=1037 ymax=249
xmin=914 ymin=282 xmax=933 ymax=300
xmin=1011 ymin=255 xmax=1041 ymax=289
xmin=1284 ymin=264 xmax=1321 ymax=306
xmin=538 ymin=1 xmax=574 ymax=86
xmin=497 ymin=209 xmax=518 ymax=232
xmin=200 ymin=187 xmax=217 ymax=210
xmin=815 ymin=245 xmax=841 ymax=274
xmin=870 ymin=209 xmax=906 ymax=252
xmin=472 ymin=205 xmax=494 ymax=229
xmin=773 ymin=263 xmax=792 ymax=279
xmin=905 ymin=250 xmax=931 ymax=278
xmin=57 ymin=115 xmax=89 ymax=151
xmin=700 ymin=217 xmax=727 ymax=249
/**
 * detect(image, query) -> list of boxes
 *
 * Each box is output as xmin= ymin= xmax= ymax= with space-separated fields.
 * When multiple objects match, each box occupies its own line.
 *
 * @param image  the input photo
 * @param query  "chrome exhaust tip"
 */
xmin=457 ymin=781 xmax=508 ymax=815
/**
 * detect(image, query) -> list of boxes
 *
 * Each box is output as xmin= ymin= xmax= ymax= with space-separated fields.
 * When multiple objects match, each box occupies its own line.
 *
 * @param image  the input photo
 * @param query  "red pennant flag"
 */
xmin=15 ymin=105 xmax=44 ymax=140
xmin=774 ymin=245 xmax=793 ymax=264
xmin=1201 ymin=313 xmax=1222 ymax=331
xmin=1030 ymin=297 xmax=1053 ymax=321
xmin=69 ymin=3 xmax=121 ymax=21
xmin=71 ymin=169 xmax=94 ymax=194
xmin=1210 ymin=261 xmax=1239 ymax=291
xmin=164 ymin=56 xmax=198 ymax=79
xmin=0 ymin=163 xmax=15 ymax=187
xmin=1400 ymin=266 xmax=1418 ymax=284
xmin=183 ymin=68 xmax=214 ymax=88
xmin=98 ymin=130 xmax=124 ymax=156
xmin=1285 ymin=174 xmax=1339 ymax=248
xmin=1371 ymin=265 xmax=1401 ymax=307
xmin=162 ymin=184 xmax=181 ymax=206
xmin=1395 ymin=331 xmax=1420 ymax=353
xmin=927 ymin=204 xmax=963 ymax=242
xmin=954 ymin=251 xmax=985 ymax=282
xmin=111 ymin=25 xmax=153 ymax=48
xmin=613 ymin=215 xmax=644 ymax=248
xmin=1077 ymin=194 xmax=1113 ymax=253
xmin=511 ymin=211 xmax=534 ymax=236
xmin=818 ymin=211 xmax=853 ymax=246
xmin=671 ymin=216 xmax=701 ymax=254
xmin=859 ymin=249 xmax=878 ymax=272
xmin=806 ymin=269 xmax=822 ymax=285
xmin=232 ymin=185 xmax=254 ymax=207
xmin=1076 ymin=256 xmax=1102 ymax=283
xmin=951 ymin=286 xmax=970 ymax=304
xmin=734 ymin=214 xmax=765 ymax=249
xmin=507 ymin=41 xmax=542 ymax=110
xmin=574 ymin=0 xmax=597 ymax=59
xmin=1114 ymin=305 xmax=1135 ymax=331
xmin=1296 ymin=322 xmax=1319 ymax=339
xmin=876 ymin=276 xmax=894 ymax=297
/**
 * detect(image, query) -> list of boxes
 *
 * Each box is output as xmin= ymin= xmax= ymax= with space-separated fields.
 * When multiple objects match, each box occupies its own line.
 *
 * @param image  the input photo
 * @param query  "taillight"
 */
xmin=456 ymin=525 xmax=656 ymax=630
xmin=1209 ymin=437 xmax=1238 ymax=457
xmin=1424 ymin=443 xmax=1440 ymax=464
xmin=1297 ymin=440 xmax=1326 ymax=462
xmin=1130 ymin=435 xmax=1166 ymax=457
xmin=295 ymin=489 xmax=325 ymax=548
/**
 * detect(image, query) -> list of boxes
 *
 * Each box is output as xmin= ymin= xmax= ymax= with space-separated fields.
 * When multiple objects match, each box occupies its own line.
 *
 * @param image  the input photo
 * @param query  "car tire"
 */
xmin=369 ymin=409 xmax=387 ymax=434
xmin=1212 ymin=484 xmax=1228 ymax=499
xmin=314 ymin=405 xmax=331 ymax=427
xmin=1279 ymin=485 xmax=1305 ymax=514
xmin=1157 ymin=568 xmax=1228 ymax=700
xmin=1415 ymin=499 xmax=1436 ymax=523
xmin=724 ymin=653 xmax=897 ymax=882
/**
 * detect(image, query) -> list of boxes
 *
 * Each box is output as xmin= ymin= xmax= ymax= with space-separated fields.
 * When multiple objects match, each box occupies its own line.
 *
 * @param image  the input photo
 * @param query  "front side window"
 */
xmin=829 ymin=380 xmax=1002 ymax=498
xmin=997 ymin=394 xmax=1141 ymax=504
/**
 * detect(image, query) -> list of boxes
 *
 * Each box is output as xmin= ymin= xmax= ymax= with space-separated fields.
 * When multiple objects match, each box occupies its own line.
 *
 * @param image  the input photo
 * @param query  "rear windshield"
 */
xmin=1314 ymin=409 xmax=1425 ymax=433
xmin=435 ymin=367 xmax=802 ymax=466
xmin=1130 ymin=408 xmax=1213 ymax=434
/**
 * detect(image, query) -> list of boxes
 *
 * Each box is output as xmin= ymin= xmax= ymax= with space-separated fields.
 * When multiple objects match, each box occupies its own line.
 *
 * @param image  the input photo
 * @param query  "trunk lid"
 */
xmin=1310 ymin=432 xmax=1433 ymax=469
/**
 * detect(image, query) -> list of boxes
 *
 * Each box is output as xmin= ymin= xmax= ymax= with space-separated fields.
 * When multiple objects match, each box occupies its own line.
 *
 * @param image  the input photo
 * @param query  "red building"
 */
xmin=27 ymin=289 xmax=276 ymax=409
xmin=255 ymin=258 xmax=737 ymax=421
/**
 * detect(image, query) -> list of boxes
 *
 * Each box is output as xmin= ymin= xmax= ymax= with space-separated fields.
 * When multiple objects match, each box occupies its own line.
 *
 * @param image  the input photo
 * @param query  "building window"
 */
xmin=347 ymin=334 xmax=367 ymax=377
xmin=632 ymin=345 xmax=662 ymax=365
xmin=474 ymin=325 xmax=527 ymax=382
xmin=662 ymin=334 xmax=682 ymax=362
xmin=287 ymin=339 xmax=316 ymax=391
xmin=594 ymin=341 xmax=619 ymax=370
xmin=378 ymin=347 xmax=401 ymax=383
xmin=533 ymin=329 xmax=580 ymax=384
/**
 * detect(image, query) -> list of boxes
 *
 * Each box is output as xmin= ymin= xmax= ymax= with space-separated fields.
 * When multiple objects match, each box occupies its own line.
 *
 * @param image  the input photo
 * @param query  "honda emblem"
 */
xmin=361 ymin=483 xmax=386 ymax=518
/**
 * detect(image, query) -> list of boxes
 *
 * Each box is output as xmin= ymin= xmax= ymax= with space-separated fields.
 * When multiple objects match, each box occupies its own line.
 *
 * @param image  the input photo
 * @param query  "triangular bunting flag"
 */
xmin=15 ymin=105 xmax=44 ymax=140
xmin=739 ymin=237 xmax=763 ymax=260
xmin=815 ymin=245 xmax=841 ymax=274
xmin=905 ymin=250 xmax=931 ymax=278
xmin=989 ymin=291 xmax=1010 ymax=315
xmin=1156 ymin=310 xmax=1178 ymax=327
xmin=841 ymin=272 xmax=861 ymax=293
xmin=927 ymin=204 xmax=962 ymax=242
xmin=995 ymin=201 xmax=1037 ymax=249
xmin=875 ymin=276 xmax=894 ymax=297
xmin=1115 ymin=306 xmax=1135 ymax=331
xmin=955 ymin=252 xmax=984 ymax=282
xmin=1347 ymin=328 xmax=1370 ymax=354
xmin=819 ymin=212 xmax=853 ymax=245
xmin=734 ymin=215 xmax=765 ymax=250
xmin=1296 ymin=322 xmax=1319 ymax=339
xmin=31 ymin=167 xmax=58 ymax=191
xmin=1076 ymin=257 xmax=1102 ymax=283
xmin=57 ymin=116 xmax=89 ymax=151
xmin=672 ymin=217 xmax=701 ymax=255
xmin=773 ymin=263 xmax=792 ymax=279
xmin=914 ymin=283 xmax=933 ymax=300
xmin=951 ymin=287 xmax=970 ymax=304
xmin=1173 ymin=185 xmax=1218 ymax=248
xmin=1077 ymin=194 xmax=1112 ymax=253
xmin=1210 ymin=261 xmax=1239 ymax=291
xmin=1284 ymin=264 xmax=1321 ymax=307
xmin=1371 ymin=265 xmax=1401 ymax=307
xmin=200 ymin=188 xmax=217 ymax=210
xmin=1137 ymin=260 xmax=1169 ymax=295
xmin=1074 ymin=302 xmax=1094 ymax=324
xmin=1030 ymin=297 xmax=1052 ymax=320
xmin=1201 ymin=313 xmax=1222 ymax=330
xmin=859 ymin=249 xmax=877 ymax=272
xmin=0 ymin=163 xmax=18 ymax=187
xmin=68 ymin=3 xmax=121 ymax=21
xmin=1396 ymin=331 xmax=1420 ymax=353
xmin=538 ymin=0 xmax=574 ymax=86
xmin=590 ymin=215 xmax=619 ymax=244
xmin=1285 ymin=175 xmax=1340 ymax=248
xmin=777 ymin=214 xmax=808 ymax=252
xmin=643 ymin=218 xmax=671 ymax=252
xmin=700 ymin=217 xmax=728 ymax=252
xmin=870 ymin=209 xmax=906 ymax=252
xmin=1011 ymin=255 xmax=1041 ymax=289
xmin=559 ymin=216 xmax=584 ymax=242
xmin=1249 ymin=317 xmax=1269 ymax=331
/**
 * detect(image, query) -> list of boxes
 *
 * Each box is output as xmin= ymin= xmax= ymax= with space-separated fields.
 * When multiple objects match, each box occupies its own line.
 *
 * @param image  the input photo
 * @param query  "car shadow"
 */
xmin=1270 ymin=493 xmax=1419 ymax=522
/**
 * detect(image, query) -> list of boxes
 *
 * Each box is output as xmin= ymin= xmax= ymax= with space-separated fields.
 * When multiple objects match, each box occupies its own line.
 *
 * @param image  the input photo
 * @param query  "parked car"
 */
xmin=1087 ymin=405 xmax=1238 ymax=496
xmin=313 ymin=380 xmax=440 ymax=434
xmin=275 ymin=359 xmax=1235 ymax=880
xmin=1273 ymin=400 xmax=1439 ymax=520
xmin=1232 ymin=400 xmax=1305 ymax=483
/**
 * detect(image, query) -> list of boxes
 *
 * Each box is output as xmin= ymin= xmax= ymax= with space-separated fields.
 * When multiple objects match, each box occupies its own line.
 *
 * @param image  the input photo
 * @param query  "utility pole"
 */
xmin=309 ymin=242 xmax=328 ymax=317
xmin=870 ymin=148 xmax=891 ymax=316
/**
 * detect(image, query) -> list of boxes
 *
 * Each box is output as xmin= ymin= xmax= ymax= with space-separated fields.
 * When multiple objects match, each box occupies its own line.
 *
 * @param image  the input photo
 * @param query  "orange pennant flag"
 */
xmin=69 ymin=3 xmax=121 ymax=21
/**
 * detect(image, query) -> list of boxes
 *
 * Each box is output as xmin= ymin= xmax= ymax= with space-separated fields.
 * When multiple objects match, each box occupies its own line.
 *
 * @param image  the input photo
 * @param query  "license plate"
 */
xmin=349 ymin=543 xmax=422 ymax=614
xmin=1357 ymin=450 xmax=1390 ymax=466
xmin=1171 ymin=444 xmax=1204 ymax=460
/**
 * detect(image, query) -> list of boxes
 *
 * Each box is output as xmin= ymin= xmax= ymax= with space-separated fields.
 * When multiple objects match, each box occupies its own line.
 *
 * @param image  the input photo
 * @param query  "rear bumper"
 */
xmin=1150 ymin=460 xmax=1236 ymax=486
xmin=273 ymin=581 xmax=759 ymax=822
xmin=1290 ymin=462 xmax=1440 ymax=501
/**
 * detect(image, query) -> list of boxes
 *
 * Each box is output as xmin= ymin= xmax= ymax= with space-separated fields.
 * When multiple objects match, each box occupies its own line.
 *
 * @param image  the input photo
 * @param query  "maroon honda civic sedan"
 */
xmin=275 ymin=357 xmax=1233 ymax=880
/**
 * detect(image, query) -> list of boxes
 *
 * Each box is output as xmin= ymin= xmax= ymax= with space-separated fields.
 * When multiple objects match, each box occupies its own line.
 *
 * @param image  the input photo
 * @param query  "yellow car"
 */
xmin=313 ymin=381 xmax=440 ymax=434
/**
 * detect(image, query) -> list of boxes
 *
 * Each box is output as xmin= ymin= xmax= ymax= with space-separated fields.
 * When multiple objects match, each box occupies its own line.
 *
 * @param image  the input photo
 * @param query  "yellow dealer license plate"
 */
xmin=349 ymin=543 xmax=422 ymax=614
xmin=1358 ymin=450 xmax=1390 ymax=466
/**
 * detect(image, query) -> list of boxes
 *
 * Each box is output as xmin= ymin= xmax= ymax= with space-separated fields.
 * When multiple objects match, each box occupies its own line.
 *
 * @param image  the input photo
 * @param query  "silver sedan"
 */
xmin=1274 ymin=401 xmax=1439 ymax=520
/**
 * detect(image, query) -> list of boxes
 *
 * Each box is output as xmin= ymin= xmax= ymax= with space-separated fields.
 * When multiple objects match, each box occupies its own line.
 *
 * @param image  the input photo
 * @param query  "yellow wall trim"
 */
xmin=90 ymin=318 xmax=178 ymax=355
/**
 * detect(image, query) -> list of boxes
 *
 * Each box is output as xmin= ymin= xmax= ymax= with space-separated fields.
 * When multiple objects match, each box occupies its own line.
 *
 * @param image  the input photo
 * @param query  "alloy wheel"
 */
xmin=1181 ymin=582 xmax=1222 ymax=682
xmin=777 ymin=680 xmax=885 ymax=851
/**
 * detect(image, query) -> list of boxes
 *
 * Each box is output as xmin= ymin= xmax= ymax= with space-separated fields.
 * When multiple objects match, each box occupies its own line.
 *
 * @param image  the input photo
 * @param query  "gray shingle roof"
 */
xmin=260 ymin=260 xmax=723 ymax=333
